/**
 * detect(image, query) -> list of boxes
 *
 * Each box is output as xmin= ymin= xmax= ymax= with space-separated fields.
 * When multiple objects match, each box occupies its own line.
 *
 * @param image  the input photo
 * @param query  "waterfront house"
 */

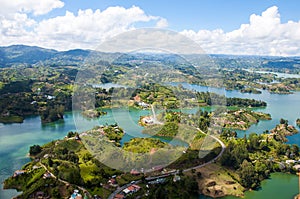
xmin=13 ymin=170 xmax=26 ymax=177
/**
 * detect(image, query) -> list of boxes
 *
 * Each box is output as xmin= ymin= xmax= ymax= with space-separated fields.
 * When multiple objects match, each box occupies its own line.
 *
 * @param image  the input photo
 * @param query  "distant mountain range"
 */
xmin=0 ymin=45 xmax=91 ymax=67
xmin=1 ymin=45 xmax=300 ymax=69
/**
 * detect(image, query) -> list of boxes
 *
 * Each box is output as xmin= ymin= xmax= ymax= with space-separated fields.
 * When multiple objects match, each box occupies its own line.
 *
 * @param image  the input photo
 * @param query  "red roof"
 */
xmin=133 ymin=95 xmax=141 ymax=102
xmin=130 ymin=169 xmax=140 ymax=175
xmin=114 ymin=194 xmax=124 ymax=199
xmin=127 ymin=186 xmax=135 ymax=191
xmin=132 ymin=184 xmax=141 ymax=189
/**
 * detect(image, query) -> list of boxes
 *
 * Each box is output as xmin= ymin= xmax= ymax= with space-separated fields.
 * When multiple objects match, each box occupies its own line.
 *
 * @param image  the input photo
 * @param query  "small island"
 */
xmin=220 ymin=109 xmax=271 ymax=130
xmin=81 ymin=108 xmax=107 ymax=118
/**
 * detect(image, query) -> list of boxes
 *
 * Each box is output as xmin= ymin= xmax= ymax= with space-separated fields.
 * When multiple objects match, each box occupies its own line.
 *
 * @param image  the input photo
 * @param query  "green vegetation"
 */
xmin=196 ymin=92 xmax=267 ymax=107
xmin=269 ymin=119 xmax=298 ymax=142
xmin=220 ymin=123 xmax=300 ymax=190
xmin=0 ymin=115 xmax=24 ymax=123
xmin=4 ymin=131 xmax=127 ymax=198
xmin=102 ymin=124 xmax=125 ymax=145
xmin=240 ymin=87 xmax=262 ymax=94
xmin=296 ymin=118 xmax=300 ymax=127
xmin=3 ymin=46 xmax=300 ymax=199
xmin=29 ymin=145 xmax=42 ymax=156
xmin=145 ymin=176 xmax=199 ymax=199
xmin=123 ymin=138 xmax=167 ymax=153
xmin=217 ymin=109 xmax=271 ymax=130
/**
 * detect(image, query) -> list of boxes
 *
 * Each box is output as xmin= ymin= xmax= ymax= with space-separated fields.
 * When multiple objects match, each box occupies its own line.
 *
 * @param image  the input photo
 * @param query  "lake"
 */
xmin=1 ymin=84 xmax=300 ymax=198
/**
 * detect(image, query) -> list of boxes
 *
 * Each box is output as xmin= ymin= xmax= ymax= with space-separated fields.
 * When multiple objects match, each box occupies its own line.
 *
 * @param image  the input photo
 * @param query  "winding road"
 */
xmin=183 ymin=128 xmax=226 ymax=172
xmin=108 ymin=128 xmax=226 ymax=199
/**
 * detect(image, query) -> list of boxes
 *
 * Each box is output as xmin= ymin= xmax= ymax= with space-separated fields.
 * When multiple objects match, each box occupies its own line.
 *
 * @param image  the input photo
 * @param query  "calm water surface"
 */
xmin=1 ymin=84 xmax=300 ymax=198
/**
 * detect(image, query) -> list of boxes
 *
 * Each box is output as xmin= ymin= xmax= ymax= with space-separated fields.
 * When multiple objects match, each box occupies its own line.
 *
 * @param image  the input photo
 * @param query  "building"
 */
xmin=130 ymin=169 xmax=140 ymax=175
xmin=123 ymin=184 xmax=141 ymax=195
xmin=114 ymin=194 xmax=124 ymax=199
xmin=286 ymin=160 xmax=296 ymax=164
xmin=108 ymin=178 xmax=118 ymax=187
xmin=13 ymin=170 xmax=26 ymax=177
xmin=43 ymin=172 xmax=52 ymax=179
xmin=173 ymin=175 xmax=181 ymax=182
xmin=70 ymin=190 xmax=81 ymax=199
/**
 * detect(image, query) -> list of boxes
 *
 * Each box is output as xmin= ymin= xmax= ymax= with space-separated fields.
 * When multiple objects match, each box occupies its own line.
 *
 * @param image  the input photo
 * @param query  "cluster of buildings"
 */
xmin=114 ymin=184 xmax=141 ymax=199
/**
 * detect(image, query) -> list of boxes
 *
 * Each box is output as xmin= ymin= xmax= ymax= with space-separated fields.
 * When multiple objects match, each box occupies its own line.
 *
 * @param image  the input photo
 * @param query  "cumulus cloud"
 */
xmin=181 ymin=6 xmax=300 ymax=56
xmin=156 ymin=18 xmax=168 ymax=28
xmin=34 ymin=6 xmax=160 ymax=49
xmin=0 ymin=4 xmax=168 ymax=50
xmin=0 ymin=0 xmax=64 ymax=16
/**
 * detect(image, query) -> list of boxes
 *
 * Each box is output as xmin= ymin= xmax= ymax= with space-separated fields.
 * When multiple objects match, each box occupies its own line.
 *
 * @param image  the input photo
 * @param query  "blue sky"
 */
xmin=0 ymin=0 xmax=300 ymax=56
xmin=47 ymin=0 xmax=300 ymax=31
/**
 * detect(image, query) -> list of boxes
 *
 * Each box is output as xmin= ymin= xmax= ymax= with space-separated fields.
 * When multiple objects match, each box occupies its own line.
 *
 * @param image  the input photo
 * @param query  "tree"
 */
xmin=291 ymin=144 xmax=299 ymax=156
xmin=280 ymin=118 xmax=288 ymax=126
xmin=29 ymin=145 xmax=42 ymax=156
xmin=154 ymin=186 xmax=168 ymax=199
xmin=48 ymin=158 xmax=53 ymax=167
xmin=248 ymin=133 xmax=260 ymax=151
xmin=239 ymin=160 xmax=259 ymax=189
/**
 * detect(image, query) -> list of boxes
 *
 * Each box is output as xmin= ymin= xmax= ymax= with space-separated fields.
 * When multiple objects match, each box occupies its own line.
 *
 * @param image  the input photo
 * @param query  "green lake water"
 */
xmin=1 ymin=84 xmax=300 ymax=198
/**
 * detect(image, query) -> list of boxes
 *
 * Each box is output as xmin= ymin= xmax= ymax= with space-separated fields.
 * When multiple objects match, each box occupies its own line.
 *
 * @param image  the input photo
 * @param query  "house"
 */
xmin=123 ymin=184 xmax=141 ymax=195
xmin=293 ymin=164 xmax=300 ymax=171
xmin=173 ymin=175 xmax=181 ymax=182
xmin=130 ymin=169 xmax=140 ymax=175
xmin=133 ymin=95 xmax=141 ymax=102
xmin=43 ymin=172 xmax=52 ymax=179
xmin=75 ymin=134 xmax=81 ymax=141
xmin=138 ymin=101 xmax=149 ymax=108
xmin=286 ymin=160 xmax=296 ymax=164
xmin=108 ymin=178 xmax=118 ymax=186
xmin=75 ymin=195 xmax=83 ymax=199
xmin=13 ymin=170 xmax=26 ymax=177
xmin=142 ymin=117 xmax=154 ymax=124
xmin=70 ymin=190 xmax=81 ymax=199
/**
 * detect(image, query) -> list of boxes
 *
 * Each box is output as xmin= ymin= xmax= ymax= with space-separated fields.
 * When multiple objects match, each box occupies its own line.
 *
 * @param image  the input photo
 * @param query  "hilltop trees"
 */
xmin=29 ymin=145 xmax=42 ymax=156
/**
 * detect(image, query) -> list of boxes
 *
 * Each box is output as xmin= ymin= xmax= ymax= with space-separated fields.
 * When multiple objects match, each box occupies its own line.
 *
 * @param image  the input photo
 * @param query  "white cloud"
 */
xmin=0 ymin=0 xmax=64 ymax=16
xmin=0 ymin=5 xmax=168 ymax=50
xmin=156 ymin=18 xmax=168 ymax=28
xmin=34 ymin=6 xmax=158 ymax=49
xmin=181 ymin=6 xmax=300 ymax=56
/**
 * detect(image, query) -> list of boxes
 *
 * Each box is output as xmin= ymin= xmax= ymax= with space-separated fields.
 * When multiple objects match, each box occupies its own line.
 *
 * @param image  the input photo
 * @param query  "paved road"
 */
xmin=107 ymin=180 xmax=142 ymax=199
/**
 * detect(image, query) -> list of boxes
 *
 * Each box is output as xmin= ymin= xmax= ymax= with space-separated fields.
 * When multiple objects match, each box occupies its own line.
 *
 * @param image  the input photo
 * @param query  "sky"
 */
xmin=0 ymin=0 xmax=300 ymax=56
